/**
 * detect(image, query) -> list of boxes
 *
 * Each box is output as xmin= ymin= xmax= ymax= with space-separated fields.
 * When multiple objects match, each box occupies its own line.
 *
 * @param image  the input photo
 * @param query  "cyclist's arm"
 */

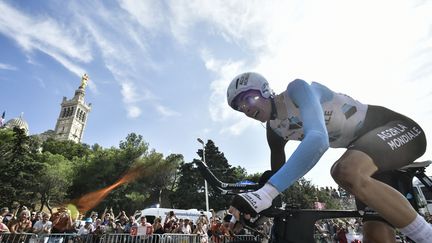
xmin=268 ymin=79 xmax=329 ymax=192
xmin=266 ymin=122 xmax=287 ymax=172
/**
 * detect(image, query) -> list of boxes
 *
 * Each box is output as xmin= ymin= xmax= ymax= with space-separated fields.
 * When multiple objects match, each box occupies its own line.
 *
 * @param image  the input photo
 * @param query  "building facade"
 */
xmin=53 ymin=74 xmax=91 ymax=143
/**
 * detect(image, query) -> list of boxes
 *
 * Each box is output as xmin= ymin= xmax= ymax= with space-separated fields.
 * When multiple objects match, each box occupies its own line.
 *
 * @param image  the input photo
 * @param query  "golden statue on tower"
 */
xmin=79 ymin=73 xmax=89 ymax=89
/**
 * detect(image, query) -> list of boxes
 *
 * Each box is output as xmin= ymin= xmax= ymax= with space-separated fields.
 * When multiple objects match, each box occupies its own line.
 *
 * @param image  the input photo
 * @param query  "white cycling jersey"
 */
xmin=269 ymin=81 xmax=368 ymax=148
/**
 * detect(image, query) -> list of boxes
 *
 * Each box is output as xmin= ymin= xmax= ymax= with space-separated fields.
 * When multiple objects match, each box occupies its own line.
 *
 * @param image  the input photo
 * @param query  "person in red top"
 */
xmin=210 ymin=218 xmax=230 ymax=243
xmin=336 ymin=222 xmax=348 ymax=243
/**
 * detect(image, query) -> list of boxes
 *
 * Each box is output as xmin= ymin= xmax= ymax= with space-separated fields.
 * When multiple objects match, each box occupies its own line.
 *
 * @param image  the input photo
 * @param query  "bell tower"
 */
xmin=54 ymin=74 xmax=92 ymax=143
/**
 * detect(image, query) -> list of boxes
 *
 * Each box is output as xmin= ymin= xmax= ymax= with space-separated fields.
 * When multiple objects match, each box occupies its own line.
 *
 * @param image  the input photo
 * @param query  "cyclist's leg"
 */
xmin=331 ymin=118 xmax=429 ymax=242
xmin=355 ymin=171 xmax=401 ymax=243
xmin=331 ymin=149 xmax=416 ymax=227
xmin=362 ymin=221 xmax=395 ymax=243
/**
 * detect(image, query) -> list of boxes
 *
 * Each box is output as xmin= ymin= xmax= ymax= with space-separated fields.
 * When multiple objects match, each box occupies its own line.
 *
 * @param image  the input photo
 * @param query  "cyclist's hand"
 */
xmin=230 ymin=183 xmax=279 ymax=218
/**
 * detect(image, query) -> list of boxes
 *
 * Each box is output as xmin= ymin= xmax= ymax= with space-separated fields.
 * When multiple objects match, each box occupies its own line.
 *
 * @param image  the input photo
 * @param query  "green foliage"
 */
xmin=0 ymin=127 xmax=44 ymax=208
xmin=170 ymin=140 xmax=248 ymax=211
xmin=33 ymin=152 xmax=74 ymax=211
xmin=42 ymin=138 xmax=90 ymax=160
xmin=0 ymin=129 xmax=342 ymax=216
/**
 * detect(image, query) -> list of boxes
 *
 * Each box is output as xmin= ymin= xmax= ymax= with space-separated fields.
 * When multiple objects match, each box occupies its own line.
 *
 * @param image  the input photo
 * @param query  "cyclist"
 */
xmin=227 ymin=72 xmax=431 ymax=243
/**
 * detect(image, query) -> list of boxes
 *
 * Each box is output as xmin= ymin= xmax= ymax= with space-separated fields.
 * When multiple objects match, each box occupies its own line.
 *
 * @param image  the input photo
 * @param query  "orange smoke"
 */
xmin=71 ymin=163 xmax=146 ymax=213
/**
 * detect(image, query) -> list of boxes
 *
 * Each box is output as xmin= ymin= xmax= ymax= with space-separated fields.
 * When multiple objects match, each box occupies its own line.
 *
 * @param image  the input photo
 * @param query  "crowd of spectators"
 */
xmin=0 ymin=205 xmax=266 ymax=243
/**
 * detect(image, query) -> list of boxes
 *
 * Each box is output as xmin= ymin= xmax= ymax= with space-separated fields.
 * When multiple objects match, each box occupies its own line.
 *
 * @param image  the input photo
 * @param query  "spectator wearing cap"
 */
xmin=8 ymin=210 xmax=32 ymax=233
xmin=77 ymin=218 xmax=94 ymax=235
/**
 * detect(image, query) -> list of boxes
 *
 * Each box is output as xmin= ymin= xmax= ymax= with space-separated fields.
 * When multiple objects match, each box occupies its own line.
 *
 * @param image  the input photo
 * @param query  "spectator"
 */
xmin=50 ymin=206 xmax=74 ymax=233
xmin=336 ymin=222 xmax=348 ymax=243
xmin=8 ymin=210 xmax=32 ymax=233
xmin=181 ymin=218 xmax=192 ymax=234
xmin=0 ymin=215 xmax=10 ymax=233
xmin=90 ymin=211 xmax=98 ymax=226
xmin=1 ymin=207 xmax=9 ymax=224
xmin=137 ymin=216 xmax=153 ymax=236
xmin=1 ymin=207 xmax=14 ymax=226
xmin=124 ymin=215 xmax=136 ymax=233
xmin=115 ymin=210 xmax=127 ymax=221
xmin=73 ymin=213 xmax=85 ymax=231
xmin=93 ymin=218 xmax=105 ymax=237
xmin=194 ymin=221 xmax=209 ymax=243
xmin=152 ymin=217 xmax=164 ymax=234
xmin=77 ymin=218 xmax=94 ymax=235
xmin=114 ymin=220 xmax=125 ymax=233
xmin=32 ymin=212 xmax=52 ymax=235
xmin=104 ymin=217 xmax=116 ymax=234
xmin=210 ymin=218 xmax=230 ymax=243
xmin=164 ymin=211 xmax=177 ymax=225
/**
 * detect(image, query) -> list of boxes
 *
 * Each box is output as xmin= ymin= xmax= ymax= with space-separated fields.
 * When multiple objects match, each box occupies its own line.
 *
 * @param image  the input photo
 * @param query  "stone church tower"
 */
xmin=54 ymin=74 xmax=91 ymax=143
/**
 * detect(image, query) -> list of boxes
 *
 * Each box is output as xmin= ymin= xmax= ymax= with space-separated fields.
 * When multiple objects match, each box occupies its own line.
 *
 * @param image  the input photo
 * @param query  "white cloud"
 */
xmin=0 ymin=62 xmax=17 ymax=71
xmin=119 ymin=0 xmax=165 ymax=31
xmin=126 ymin=105 xmax=141 ymax=118
xmin=0 ymin=2 xmax=96 ymax=92
xmin=0 ymin=2 xmax=92 ymax=62
xmin=155 ymin=104 xmax=181 ymax=117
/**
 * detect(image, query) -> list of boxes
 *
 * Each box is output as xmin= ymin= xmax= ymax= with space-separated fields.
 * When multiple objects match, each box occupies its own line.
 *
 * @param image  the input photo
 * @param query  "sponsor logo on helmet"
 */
xmin=235 ymin=73 xmax=250 ymax=89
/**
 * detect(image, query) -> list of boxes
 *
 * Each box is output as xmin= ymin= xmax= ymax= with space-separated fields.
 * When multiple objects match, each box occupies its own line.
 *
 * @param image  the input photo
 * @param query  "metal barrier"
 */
xmin=0 ymin=232 xmax=35 ymax=243
xmin=101 ymin=233 xmax=200 ymax=243
xmin=220 ymin=235 xmax=262 ymax=243
xmin=0 ymin=233 xmax=96 ymax=243
xmin=0 ymin=233 xmax=260 ymax=243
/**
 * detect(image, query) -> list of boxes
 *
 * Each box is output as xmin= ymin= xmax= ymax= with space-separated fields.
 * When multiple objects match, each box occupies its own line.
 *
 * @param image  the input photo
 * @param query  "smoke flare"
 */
xmin=71 ymin=163 xmax=146 ymax=213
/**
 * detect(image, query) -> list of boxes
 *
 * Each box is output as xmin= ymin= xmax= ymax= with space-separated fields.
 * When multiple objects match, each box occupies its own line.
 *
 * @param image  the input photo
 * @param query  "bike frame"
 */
xmin=195 ymin=160 xmax=432 ymax=243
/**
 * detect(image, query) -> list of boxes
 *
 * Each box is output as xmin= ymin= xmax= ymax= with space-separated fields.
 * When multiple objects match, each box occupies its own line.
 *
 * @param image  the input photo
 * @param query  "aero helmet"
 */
xmin=227 ymin=72 xmax=273 ymax=109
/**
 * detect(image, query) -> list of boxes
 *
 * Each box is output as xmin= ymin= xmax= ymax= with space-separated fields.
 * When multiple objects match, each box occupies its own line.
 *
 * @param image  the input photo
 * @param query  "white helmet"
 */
xmin=227 ymin=72 xmax=273 ymax=109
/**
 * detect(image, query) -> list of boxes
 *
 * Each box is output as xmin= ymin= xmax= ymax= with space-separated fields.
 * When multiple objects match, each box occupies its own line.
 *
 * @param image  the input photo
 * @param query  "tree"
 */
xmin=282 ymin=178 xmax=341 ymax=210
xmin=33 ymin=152 xmax=74 ymax=212
xmin=0 ymin=127 xmax=44 ymax=208
xmin=170 ymin=161 xmax=204 ymax=209
xmin=171 ymin=140 xmax=247 ymax=211
xmin=42 ymin=138 xmax=90 ymax=161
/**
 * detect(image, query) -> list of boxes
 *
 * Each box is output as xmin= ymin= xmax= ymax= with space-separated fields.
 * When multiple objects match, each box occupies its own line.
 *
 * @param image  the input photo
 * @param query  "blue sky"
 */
xmin=1 ymin=0 xmax=432 ymax=188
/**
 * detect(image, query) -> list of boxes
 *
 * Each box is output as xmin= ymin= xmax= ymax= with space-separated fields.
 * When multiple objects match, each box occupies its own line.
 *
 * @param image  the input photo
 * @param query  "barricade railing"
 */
xmin=0 ymin=232 xmax=35 ymax=243
xmin=0 ymin=232 xmax=97 ymax=243
xmin=0 ymin=232 xmax=260 ymax=243
xmin=218 ymin=235 xmax=262 ymax=243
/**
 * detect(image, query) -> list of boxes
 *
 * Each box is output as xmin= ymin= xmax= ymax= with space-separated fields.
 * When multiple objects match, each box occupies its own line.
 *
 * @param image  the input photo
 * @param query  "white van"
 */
xmin=413 ymin=179 xmax=432 ymax=214
xmin=137 ymin=208 xmax=212 ymax=224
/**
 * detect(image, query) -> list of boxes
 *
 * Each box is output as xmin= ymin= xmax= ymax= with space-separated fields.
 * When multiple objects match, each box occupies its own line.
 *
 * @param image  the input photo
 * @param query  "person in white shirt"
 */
xmin=77 ymin=218 xmax=95 ymax=235
xmin=181 ymin=218 xmax=192 ymax=234
xmin=32 ymin=212 xmax=52 ymax=235
xmin=137 ymin=216 xmax=153 ymax=236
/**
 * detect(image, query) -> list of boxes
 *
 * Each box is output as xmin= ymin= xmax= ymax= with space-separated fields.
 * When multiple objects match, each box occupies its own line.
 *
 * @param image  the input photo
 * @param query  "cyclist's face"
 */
xmin=233 ymin=90 xmax=271 ymax=122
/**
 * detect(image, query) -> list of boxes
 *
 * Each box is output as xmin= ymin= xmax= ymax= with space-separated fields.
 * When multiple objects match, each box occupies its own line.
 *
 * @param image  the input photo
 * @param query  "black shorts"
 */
xmin=348 ymin=105 xmax=426 ymax=171
xmin=348 ymin=105 xmax=427 ymax=224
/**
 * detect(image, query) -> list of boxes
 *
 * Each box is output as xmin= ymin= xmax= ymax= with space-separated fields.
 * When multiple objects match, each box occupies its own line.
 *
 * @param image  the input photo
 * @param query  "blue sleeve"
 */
xmin=269 ymin=79 xmax=329 ymax=192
